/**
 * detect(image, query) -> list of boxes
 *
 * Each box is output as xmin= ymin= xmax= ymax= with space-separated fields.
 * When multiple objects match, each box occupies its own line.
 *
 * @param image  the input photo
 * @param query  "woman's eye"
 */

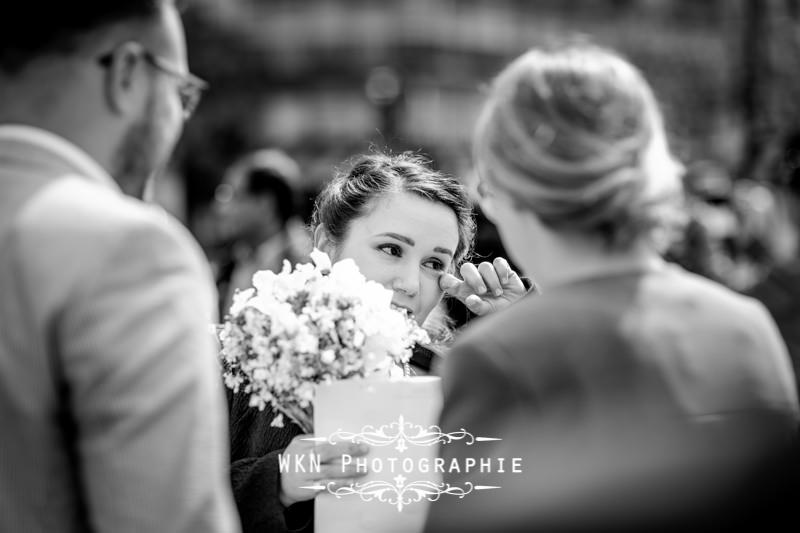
xmin=424 ymin=259 xmax=446 ymax=271
xmin=378 ymin=244 xmax=402 ymax=257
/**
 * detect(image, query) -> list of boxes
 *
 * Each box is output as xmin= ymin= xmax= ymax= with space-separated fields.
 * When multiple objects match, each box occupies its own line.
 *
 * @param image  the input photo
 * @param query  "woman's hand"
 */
xmin=439 ymin=257 xmax=528 ymax=316
xmin=279 ymin=435 xmax=370 ymax=507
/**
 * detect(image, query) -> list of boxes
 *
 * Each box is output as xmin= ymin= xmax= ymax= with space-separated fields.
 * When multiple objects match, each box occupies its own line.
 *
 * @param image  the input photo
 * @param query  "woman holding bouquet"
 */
xmin=226 ymin=151 xmax=528 ymax=533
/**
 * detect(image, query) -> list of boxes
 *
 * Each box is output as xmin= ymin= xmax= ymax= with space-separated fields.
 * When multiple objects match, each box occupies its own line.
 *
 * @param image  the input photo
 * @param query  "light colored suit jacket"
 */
xmin=0 ymin=126 xmax=240 ymax=532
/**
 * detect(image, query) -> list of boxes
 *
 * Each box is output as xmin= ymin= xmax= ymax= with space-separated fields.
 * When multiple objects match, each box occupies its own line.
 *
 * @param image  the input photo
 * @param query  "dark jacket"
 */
xmin=227 ymin=345 xmax=439 ymax=533
xmin=228 ymin=387 xmax=311 ymax=533
xmin=425 ymin=264 xmax=799 ymax=533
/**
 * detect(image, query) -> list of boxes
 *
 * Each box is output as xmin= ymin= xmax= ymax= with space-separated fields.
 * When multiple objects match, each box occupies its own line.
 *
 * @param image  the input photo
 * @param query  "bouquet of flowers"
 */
xmin=218 ymin=249 xmax=430 ymax=433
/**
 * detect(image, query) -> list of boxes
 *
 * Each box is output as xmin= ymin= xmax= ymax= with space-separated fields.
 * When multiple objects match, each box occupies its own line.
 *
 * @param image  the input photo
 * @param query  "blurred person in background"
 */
xmin=727 ymin=179 xmax=792 ymax=290
xmin=664 ymin=160 xmax=738 ymax=284
xmin=0 ymin=1 xmax=240 ymax=532
xmin=667 ymin=160 xmax=792 ymax=293
xmin=211 ymin=148 xmax=311 ymax=318
xmin=425 ymin=42 xmax=799 ymax=533
xmin=746 ymin=157 xmax=800 ymax=405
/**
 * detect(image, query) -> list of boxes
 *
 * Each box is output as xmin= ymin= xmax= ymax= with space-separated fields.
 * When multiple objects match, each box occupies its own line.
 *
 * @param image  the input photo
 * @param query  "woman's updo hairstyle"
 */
xmin=312 ymin=151 xmax=476 ymax=269
xmin=474 ymin=42 xmax=685 ymax=248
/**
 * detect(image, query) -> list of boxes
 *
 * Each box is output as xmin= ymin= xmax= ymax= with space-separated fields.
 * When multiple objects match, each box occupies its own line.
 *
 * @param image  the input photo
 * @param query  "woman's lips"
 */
xmin=391 ymin=303 xmax=415 ymax=316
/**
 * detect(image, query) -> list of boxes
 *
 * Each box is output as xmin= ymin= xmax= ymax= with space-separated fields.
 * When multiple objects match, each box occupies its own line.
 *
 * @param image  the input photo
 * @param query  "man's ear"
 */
xmin=313 ymin=225 xmax=335 ymax=254
xmin=103 ymin=42 xmax=145 ymax=117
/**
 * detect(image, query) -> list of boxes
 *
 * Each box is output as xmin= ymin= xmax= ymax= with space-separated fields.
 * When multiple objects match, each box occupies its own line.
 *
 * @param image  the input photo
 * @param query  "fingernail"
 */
xmin=440 ymin=276 xmax=457 ymax=289
xmin=494 ymin=289 xmax=503 ymax=297
xmin=477 ymin=285 xmax=487 ymax=294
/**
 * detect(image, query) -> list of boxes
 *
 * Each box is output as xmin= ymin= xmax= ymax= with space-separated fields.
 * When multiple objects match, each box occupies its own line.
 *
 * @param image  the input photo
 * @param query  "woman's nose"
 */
xmin=390 ymin=266 xmax=419 ymax=297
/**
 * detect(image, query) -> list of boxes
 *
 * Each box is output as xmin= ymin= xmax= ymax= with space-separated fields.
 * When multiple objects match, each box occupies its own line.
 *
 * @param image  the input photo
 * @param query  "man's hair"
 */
xmin=0 ymin=1 xmax=171 ymax=73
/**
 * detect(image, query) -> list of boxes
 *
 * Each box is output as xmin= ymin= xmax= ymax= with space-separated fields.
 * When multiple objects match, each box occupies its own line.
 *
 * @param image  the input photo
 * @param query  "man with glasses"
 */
xmin=0 ymin=2 xmax=239 ymax=532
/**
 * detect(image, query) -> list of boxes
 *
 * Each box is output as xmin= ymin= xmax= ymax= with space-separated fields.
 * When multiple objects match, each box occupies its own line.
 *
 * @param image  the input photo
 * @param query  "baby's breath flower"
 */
xmin=217 ymin=249 xmax=427 ymax=433
xmin=229 ymin=288 xmax=255 ymax=316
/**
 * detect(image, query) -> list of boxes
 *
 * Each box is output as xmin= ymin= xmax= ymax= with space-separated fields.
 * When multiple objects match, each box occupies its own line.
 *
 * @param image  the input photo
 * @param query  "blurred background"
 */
xmin=150 ymin=0 xmax=800 ymax=344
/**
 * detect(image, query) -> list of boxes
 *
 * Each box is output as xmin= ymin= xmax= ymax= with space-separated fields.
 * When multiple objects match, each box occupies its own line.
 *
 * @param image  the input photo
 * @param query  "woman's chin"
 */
xmin=391 ymin=303 xmax=427 ymax=326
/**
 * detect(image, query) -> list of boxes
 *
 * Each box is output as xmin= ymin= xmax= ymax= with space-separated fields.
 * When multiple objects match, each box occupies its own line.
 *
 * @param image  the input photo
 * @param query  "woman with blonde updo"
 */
xmin=425 ymin=43 xmax=799 ymax=532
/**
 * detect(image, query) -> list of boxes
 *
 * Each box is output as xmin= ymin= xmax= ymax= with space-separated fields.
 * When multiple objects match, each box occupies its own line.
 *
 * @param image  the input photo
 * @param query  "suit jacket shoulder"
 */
xmin=10 ymin=176 xmax=217 ymax=327
xmin=444 ymin=264 xmax=798 ymax=418
xmin=1 ymin=163 xmax=238 ymax=531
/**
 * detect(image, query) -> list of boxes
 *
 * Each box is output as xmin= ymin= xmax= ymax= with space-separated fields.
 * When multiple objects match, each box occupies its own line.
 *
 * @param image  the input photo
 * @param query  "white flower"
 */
xmin=218 ymin=248 xmax=430 ymax=433
xmin=223 ymin=373 xmax=244 ymax=392
xmin=270 ymin=412 xmax=285 ymax=428
xmin=310 ymin=247 xmax=332 ymax=271
xmin=248 ymin=394 xmax=267 ymax=411
xmin=251 ymin=367 xmax=266 ymax=381
xmin=361 ymin=279 xmax=394 ymax=310
xmin=229 ymin=288 xmax=255 ymax=316
xmin=320 ymin=349 xmax=336 ymax=364
xmin=329 ymin=258 xmax=367 ymax=293
xmin=297 ymin=382 xmax=315 ymax=404
xmin=294 ymin=329 xmax=319 ymax=354
xmin=352 ymin=330 xmax=365 ymax=348
xmin=252 ymin=270 xmax=277 ymax=298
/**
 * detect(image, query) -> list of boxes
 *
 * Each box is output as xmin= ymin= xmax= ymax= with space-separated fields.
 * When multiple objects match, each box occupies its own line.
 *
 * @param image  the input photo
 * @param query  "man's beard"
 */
xmin=111 ymin=101 xmax=174 ymax=199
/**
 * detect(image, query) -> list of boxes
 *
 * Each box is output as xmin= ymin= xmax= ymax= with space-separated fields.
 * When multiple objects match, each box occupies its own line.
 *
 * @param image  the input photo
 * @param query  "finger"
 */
xmin=316 ymin=463 xmax=368 ymax=479
xmin=507 ymin=269 xmax=527 ymax=293
xmin=328 ymin=478 xmax=363 ymax=490
xmin=286 ymin=434 xmax=318 ymax=456
xmin=438 ymin=272 xmax=463 ymax=295
xmin=293 ymin=485 xmax=324 ymax=498
xmin=460 ymin=263 xmax=487 ymax=295
xmin=478 ymin=261 xmax=503 ymax=297
xmin=464 ymin=294 xmax=493 ymax=316
xmin=309 ymin=478 xmax=362 ymax=493
xmin=493 ymin=257 xmax=512 ymax=284
xmin=525 ymin=277 xmax=542 ymax=294
xmin=317 ymin=440 xmax=369 ymax=463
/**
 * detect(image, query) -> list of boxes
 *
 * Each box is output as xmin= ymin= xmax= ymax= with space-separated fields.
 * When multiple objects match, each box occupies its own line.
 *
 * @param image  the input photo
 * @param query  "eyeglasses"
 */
xmin=98 ymin=43 xmax=208 ymax=119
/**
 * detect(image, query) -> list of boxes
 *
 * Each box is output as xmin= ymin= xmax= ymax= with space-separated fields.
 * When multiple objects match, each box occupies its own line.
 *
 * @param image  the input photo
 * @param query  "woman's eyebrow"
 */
xmin=376 ymin=232 xmax=414 ymax=246
xmin=376 ymin=232 xmax=454 ymax=257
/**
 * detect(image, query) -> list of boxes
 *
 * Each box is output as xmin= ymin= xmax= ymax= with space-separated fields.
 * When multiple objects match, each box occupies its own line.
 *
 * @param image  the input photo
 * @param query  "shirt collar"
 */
xmin=0 ymin=124 xmax=119 ymax=191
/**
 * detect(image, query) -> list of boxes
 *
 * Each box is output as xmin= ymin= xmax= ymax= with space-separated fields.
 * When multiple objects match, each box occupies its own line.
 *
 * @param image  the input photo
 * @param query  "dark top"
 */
xmin=747 ymin=258 xmax=800 ymax=396
xmin=227 ymin=345 xmax=439 ymax=533
xmin=424 ymin=264 xmax=799 ymax=533
xmin=228 ymin=388 xmax=311 ymax=533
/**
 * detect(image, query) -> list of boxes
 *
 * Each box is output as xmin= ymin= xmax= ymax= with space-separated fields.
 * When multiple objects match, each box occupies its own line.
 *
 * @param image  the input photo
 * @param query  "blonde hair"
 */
xmin=474 ymin=43 xmax=685 ymax=248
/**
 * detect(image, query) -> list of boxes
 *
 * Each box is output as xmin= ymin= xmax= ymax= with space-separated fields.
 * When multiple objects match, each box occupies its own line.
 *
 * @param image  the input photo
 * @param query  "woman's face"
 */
xmin=319 ymin=191 xmax=460 ymax=325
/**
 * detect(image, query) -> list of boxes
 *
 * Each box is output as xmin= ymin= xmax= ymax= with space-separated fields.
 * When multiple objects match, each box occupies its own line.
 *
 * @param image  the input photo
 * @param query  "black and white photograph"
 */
xmin=1 ymin=1 xmax=799 ymax=532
